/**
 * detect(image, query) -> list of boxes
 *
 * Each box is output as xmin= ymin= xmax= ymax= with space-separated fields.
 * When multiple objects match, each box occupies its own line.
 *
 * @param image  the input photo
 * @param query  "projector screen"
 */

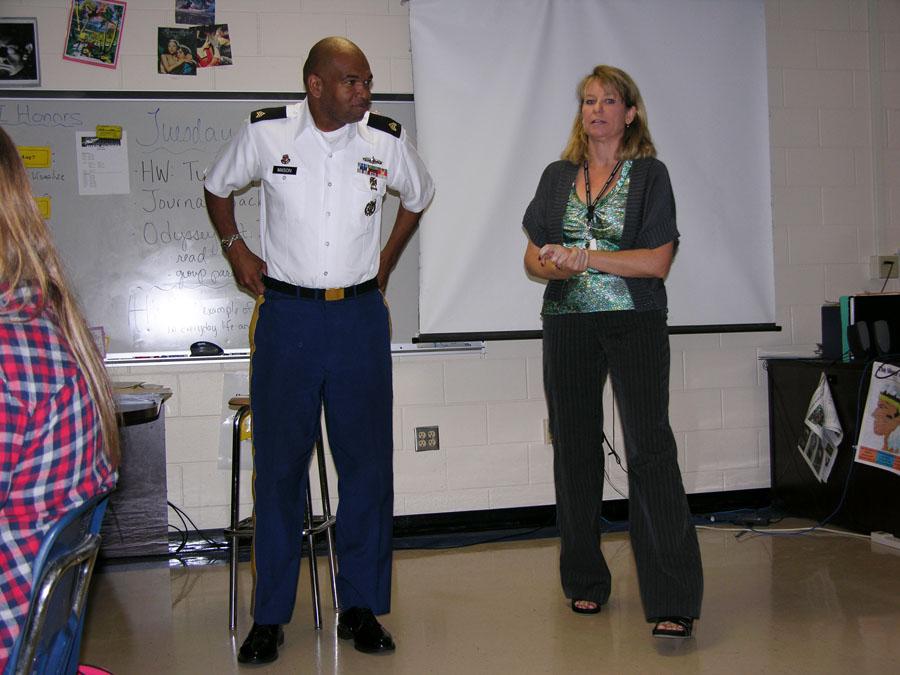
xmin=410 ymin=0 xmax=776 ymax=339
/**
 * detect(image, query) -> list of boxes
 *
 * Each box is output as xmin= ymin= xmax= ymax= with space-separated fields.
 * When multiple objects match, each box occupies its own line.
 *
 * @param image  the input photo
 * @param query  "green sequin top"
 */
xmin=542 ymin=160 xmax=635 ymax=315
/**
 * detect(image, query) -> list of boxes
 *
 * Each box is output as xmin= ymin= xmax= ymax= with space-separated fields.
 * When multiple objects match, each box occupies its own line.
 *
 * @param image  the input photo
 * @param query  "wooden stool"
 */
xmin=225 ymin=396 xmax=338 ymax=632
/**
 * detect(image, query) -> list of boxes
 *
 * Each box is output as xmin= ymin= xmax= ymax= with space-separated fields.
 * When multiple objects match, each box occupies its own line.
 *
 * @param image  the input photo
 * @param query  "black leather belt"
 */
xmin=262 ymin=275 xmax=378 ymax=301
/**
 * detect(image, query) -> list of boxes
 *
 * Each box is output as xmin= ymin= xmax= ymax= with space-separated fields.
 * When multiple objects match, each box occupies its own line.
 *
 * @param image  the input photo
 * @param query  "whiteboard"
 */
xmin=1 ymin=95 xmax=418 ymax=355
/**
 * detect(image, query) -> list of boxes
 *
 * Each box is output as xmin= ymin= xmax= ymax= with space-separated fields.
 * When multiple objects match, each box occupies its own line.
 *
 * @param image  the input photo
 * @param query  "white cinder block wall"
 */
xmin=4 ymin=0 xmax=898 ymax=530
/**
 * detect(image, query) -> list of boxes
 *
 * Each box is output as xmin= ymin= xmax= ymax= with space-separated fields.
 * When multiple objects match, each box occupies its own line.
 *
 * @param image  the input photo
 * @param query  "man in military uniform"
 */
xmin=204 ymin=36 xmax=434 ymax=665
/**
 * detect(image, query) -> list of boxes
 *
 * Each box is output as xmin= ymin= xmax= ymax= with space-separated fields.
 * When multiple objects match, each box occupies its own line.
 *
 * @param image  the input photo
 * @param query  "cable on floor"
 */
xmin=167 ymin=501 xmax=228 ymax=554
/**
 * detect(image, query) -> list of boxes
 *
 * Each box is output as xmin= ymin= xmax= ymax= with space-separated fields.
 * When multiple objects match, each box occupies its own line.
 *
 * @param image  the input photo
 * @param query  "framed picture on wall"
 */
xmin=0 ymin=17 xmax=40 ymax=87
xmin=63 ymin=0 xmax=127 ymax=69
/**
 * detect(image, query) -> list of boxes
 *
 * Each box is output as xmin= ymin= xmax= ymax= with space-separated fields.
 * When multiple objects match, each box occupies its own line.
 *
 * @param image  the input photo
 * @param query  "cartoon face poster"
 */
xmin=855 ymin=361 xmax=900 ymax=476
xmin=62 ymin=0 xmax=127 ymax=69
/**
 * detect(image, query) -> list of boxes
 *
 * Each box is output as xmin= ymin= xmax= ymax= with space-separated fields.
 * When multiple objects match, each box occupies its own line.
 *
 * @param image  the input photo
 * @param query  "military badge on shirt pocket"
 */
xmin=354 ymin=173 xmax=385 ymax=218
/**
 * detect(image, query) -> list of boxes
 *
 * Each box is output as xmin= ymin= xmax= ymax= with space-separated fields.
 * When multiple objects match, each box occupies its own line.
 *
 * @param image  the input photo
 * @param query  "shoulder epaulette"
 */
xmin=367 ymin=112 xmax=401 ymax=138
xmin=250 ymin=106 xmax=287 ymax=123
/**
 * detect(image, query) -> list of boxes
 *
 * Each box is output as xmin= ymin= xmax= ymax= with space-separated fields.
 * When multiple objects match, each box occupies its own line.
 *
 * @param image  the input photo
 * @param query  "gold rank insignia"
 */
xmin=367 ymin=112 xmax=402 ymax=138
xmin=250 ymin=106 xmax=287 ymax=123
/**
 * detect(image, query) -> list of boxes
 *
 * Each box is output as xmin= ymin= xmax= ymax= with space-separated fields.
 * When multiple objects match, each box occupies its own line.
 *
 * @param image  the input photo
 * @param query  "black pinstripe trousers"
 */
xmin=543 ymin=309 xmax=703 ymax=620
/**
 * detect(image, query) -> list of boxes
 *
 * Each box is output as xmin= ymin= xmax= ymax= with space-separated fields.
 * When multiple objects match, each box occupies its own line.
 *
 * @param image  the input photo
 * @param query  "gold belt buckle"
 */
xmin=324 ymin=287 xmax=345 ymax=301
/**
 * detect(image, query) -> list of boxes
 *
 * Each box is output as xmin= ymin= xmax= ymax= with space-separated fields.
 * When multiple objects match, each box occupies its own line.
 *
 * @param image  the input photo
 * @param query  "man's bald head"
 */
xmin=303 ymin=36 xmax=364 ymax=90
xmin=303 ymin=36 xmax=372 ymax=131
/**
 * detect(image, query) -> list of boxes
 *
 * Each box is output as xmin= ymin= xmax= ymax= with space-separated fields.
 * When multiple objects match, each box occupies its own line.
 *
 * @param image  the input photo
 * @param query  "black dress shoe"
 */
xmin=337 ymin=607 xmax=396 ymax=654
xmin=237 ymin=622 xmax=284 ymax=665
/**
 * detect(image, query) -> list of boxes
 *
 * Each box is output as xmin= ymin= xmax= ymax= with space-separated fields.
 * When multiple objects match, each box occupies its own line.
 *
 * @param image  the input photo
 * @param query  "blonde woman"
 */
xmin=522 ymin=66 xmax=702 ymax=638
xmin=0 ymin=126 xmax=118 ymax=666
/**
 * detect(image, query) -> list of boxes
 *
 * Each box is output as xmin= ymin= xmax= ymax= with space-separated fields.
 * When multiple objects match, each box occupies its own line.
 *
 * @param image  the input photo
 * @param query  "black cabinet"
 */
xmin=766 ymin=358 xmax=900 ymax=536
xmin=101 ymin=405 xmax=169 ymax=558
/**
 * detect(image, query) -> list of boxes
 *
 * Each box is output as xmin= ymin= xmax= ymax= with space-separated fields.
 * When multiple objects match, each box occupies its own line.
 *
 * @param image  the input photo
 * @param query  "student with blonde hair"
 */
xmin=0 ymin=125 xmax=118 ymax=667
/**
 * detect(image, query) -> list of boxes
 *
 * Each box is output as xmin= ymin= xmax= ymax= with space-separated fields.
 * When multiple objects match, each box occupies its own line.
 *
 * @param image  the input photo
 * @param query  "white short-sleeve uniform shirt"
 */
xmin=204 ymin=101 xmax=434 ymax=289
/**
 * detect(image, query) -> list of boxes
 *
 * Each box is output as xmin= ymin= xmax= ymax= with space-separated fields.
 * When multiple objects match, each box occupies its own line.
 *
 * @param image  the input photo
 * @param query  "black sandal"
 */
xmin=651 ymin=616 xmax=694 ymax=639
xmin=571 ymin=599 xmax=601 ymax=614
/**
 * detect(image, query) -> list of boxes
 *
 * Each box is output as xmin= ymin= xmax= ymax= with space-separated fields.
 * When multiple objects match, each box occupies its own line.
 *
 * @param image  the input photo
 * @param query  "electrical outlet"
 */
xmin=415 ymin=426 xmax=440 ymax=451
xmin=543 ymin=418 xmax=553 ymax=445
xmin=870 ymin=255 xmax=899 ymax=280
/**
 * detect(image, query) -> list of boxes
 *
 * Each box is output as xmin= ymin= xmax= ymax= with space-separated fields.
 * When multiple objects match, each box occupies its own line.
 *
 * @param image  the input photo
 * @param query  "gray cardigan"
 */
xmin=522 ymin=157 xmax=679 ymax=312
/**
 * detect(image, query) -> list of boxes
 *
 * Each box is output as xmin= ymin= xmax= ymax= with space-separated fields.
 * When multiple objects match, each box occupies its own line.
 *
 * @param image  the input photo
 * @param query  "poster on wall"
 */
xmin=176 ymin=0 xmax=215 ymax=26
xmin=0 ymin=18 xmax=40 ymax=86
xmin=157 ymin=23 xmax=230 ymax=75
xmin=63 ymin=0 xmax=126 ymax=69
xmin=157 ymin=27 xmax=197 ymax=75
xmin=855 ymin=361 xmax=900 ymax=476
xmin=194 ymin=24 xmax=231 ymax=67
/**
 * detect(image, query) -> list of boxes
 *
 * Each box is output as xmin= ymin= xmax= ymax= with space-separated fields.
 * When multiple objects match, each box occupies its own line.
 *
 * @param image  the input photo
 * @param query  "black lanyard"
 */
xmin=584 ymin=159 xmax=622 ymax=221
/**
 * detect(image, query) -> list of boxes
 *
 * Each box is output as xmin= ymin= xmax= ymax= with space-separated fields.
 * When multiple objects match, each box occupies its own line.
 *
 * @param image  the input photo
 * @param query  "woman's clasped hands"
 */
xmin=538 ymin=244 xmax=589 ymax=275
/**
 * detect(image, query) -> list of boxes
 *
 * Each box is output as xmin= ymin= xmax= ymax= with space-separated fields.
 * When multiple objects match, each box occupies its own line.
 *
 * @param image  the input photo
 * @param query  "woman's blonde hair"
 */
xmin=561 ymin=65 xmax=656 ymax=164
xmin=0 ymin=126 xmax=120 ymax=466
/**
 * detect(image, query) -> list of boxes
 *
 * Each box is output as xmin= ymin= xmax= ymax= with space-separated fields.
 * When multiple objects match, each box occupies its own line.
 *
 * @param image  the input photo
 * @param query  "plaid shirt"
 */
xmin=0 ymin=283 xmax=116 ymax=666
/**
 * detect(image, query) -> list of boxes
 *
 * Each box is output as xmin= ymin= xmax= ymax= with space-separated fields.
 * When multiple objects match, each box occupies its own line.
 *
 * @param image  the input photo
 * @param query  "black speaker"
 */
xmin=873 ymin=319 xmax=891 ymax=355
xmin=847 ymin=321 xmax=872 ymax=360
xmin=848 ymin=319 xmax=895 ymax=360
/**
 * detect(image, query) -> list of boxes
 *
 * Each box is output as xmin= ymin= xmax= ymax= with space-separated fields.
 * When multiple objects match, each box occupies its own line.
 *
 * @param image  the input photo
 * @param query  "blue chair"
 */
xmin=3 ymin=492 xmax=111 ymax=675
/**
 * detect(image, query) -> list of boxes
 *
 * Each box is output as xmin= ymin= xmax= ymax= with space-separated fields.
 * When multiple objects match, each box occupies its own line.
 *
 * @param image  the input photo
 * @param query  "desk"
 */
xmin=766 ymin=358 xmax=900 ymax=536
xmin=100 ymin=384 xmax=171 ymax=558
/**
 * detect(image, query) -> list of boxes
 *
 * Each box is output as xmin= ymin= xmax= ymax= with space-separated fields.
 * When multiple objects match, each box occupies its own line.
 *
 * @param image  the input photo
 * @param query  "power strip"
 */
xmin=871 ymin=531 xmax=900 ymax=550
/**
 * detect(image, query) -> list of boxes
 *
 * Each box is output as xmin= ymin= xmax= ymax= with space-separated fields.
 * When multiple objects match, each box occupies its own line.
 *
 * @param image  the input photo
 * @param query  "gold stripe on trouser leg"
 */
xmin=380 ymin=289 xmax=393 ymax=341
xmin=248 ymin=292 xmax=263 ymax=614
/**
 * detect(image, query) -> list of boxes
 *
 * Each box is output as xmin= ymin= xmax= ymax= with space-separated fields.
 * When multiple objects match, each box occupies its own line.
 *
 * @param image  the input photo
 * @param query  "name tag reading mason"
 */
xmin=272 ymin=165 xmax=298 ymax=175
